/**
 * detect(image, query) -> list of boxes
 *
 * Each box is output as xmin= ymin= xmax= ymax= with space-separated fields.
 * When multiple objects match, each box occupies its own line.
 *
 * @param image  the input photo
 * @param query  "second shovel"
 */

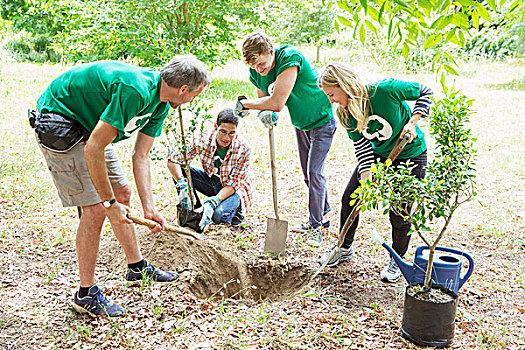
xmin=264 ymin=125 xmax=288 ymax=255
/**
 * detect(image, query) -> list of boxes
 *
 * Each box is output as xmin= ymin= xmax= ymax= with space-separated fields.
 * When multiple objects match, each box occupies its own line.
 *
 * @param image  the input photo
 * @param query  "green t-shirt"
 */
xmin=37 ymin=61 xmax=169 ymax=143
xmin=346 ymin=78 xmax=426 ymax=159
xmin=249 ymin=45 xmax=333 ymax=131
xmin=212 ymin=146 xmax=229 ymax=181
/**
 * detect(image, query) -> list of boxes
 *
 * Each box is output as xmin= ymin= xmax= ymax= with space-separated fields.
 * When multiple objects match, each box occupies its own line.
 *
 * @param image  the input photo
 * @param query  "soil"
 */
xmin=407 ymin=285 xmax=456 ymax=304
xmin=100 ymin=225 xmax=310 ymax=301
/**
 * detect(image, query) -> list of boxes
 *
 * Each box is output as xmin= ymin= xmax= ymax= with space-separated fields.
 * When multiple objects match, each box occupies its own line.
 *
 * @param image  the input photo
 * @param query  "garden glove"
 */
xmin=176 ymin=178 xmax=191 ymax=210
xmin=234 ymin=95 xmax=250 ymax=118
xmin=195 ymin=196 xmax=221 ymax=231
xmin=257 ymin=110 xmax=277 ymax=128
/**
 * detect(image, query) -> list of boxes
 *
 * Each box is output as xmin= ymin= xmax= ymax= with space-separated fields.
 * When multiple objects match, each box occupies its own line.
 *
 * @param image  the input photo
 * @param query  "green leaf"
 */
xmin=393 ymin=0 xmax=413 ymax=11
xmin=444 ymin=52 xmax=459 ymax=67
xmin=486 ymin=0 xmax=497 ymax=10
xmin=424 ymin=33 xmax=442 ymax=49
xmin=476 ymin=3 xmax=491 ymax=22
xmin=379 ymin=1 xmax=387 ymax=24
xmin=444 ymin=64 xmax=459 ymax=75
xmin=337 ymin=0 xmax=353 ymax=12
xmin=368 ymin=6 xmax=380 ymax=22
xmin=359 ymin=24 xmax=366 ymax=44
xmin=417 ymin=0 xmax=433 ymax=11
xmin=337 ymin=15 xmax=354 ymax=27
xmin=451 ymin=13 xmax=470 ymax=29
xmin=387 ymin=17 xmax=393 ymax=41
xmin=402 ymin=42 xmax=409 ymax=59
xmin=471 ymin=8 xmax=479 ymax=29
xmin=508 ymin=0 xmax=523 ymax=14
xmin=350 ymin=199 xmax=356 ymax=206
xmin=435 ymin=15 xmax=453 ymax=31
xmin=365 ymin=19 xmax=378 ymax=34
xmin=360 ymin=0 xmax=368 ymax=14
xmin=335 ymin=18 xmax=340 ymax=33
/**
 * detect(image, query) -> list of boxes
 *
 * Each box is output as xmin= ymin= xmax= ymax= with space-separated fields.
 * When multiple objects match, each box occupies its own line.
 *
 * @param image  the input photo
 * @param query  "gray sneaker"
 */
xmin=306 ymin=226 xmax=323 ymax=247
xmin=380 ymin=257 xmax=401 ymax=282
xmin=319 ymin=245 xmax=354 ymax=267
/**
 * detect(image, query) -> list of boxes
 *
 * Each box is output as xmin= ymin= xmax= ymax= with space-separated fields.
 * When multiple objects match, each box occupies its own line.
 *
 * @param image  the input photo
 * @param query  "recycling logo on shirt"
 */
xmin=124 ymin=113 xmax=152 ymax=138
xmin=362 ymin=114 xmax=392 ymax=141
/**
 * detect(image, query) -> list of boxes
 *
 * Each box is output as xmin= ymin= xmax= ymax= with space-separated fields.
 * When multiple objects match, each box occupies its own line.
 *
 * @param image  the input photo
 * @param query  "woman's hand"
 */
xmin=401 ymin=113 xmax=422 ymax=143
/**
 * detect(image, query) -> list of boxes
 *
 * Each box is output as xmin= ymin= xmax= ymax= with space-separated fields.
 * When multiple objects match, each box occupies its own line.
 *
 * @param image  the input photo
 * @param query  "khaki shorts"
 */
xmin=38 ymin=139 xmax=128 ymax=207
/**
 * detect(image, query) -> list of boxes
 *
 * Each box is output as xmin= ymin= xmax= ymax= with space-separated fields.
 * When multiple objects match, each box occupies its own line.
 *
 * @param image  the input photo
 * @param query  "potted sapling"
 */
xmin=358 ymin=88 xmax=477 ymax=347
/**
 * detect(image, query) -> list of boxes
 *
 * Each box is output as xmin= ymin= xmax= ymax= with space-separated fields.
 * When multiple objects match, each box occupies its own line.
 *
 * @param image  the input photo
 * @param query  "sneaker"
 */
xmin=318 ymin=245 xmax=354 ymax=267
xmin=230 ymin=211 xmax=244 ymax=227
xmin=380 ymin=257 xmax=401 ymax=282
xmin=306 ymin=227 xmax=323 ymax=247
xmin=291 ymin=221 xmax=330 ymax=232
xmin=71 ymin=285 xmax=126 ymax=317
xmin=125 ymin=259 xmax=179 ymax=283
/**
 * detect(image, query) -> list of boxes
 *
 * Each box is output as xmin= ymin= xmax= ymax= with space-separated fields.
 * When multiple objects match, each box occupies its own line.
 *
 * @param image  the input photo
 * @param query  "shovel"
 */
xmin=310 ymin=134 xmax=411 ymax=281
xmin=127 ymin=214 xmax=221 ymax=240
xmin=263 ymin=126 xmax=288 ymax=255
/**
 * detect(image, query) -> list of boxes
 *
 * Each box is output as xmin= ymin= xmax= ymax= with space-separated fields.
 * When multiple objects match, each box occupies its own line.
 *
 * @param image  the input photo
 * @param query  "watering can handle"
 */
xmin=435 ymin=246 xmax=475 ymax=290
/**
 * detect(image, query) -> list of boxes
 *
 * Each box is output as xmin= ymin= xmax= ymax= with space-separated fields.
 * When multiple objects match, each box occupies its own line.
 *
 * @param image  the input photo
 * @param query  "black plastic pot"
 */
xmin=177 ymin=204 xmax=204 ymax=233
xmin=401 ymin=284 xmax=458 ymax=348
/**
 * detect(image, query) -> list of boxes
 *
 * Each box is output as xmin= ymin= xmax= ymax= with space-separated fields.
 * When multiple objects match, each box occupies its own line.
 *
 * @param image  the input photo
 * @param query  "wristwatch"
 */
xmin=102 ymin=198 xmax=116 ymax=208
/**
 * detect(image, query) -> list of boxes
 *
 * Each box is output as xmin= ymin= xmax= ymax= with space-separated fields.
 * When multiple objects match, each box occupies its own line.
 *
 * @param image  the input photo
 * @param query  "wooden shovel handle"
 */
xmin=127 ymin=213 xmax=199 ymax=240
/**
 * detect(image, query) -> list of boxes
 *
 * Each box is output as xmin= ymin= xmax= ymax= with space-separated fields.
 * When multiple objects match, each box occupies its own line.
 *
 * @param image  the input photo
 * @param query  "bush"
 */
xmin=5 ymin=32 xmax=61 ymax=63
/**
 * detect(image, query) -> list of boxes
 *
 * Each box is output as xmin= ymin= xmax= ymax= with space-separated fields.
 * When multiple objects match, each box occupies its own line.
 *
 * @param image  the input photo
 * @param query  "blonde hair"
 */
xmin=242 ymin=31 xmax=273 ymax=66
xmin=318 ymin=62 xmax=370 ymax=132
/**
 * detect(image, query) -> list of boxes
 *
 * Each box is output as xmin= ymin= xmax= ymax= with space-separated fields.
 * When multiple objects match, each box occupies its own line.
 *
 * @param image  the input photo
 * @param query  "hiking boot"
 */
xmin=306 ymin=226 xmax=323 ymax=247
xmin=380 ymin=257 xmax=401 ymax=282
xmin=318 ymin=245 xmax=354 ymax=267
xmin=291 ymin=221 xmax=330 ymax=232
xmin=125 ymin=259 xmax=179 ymax=283
xmin=71 ymin=285 xmax=126 ymax=317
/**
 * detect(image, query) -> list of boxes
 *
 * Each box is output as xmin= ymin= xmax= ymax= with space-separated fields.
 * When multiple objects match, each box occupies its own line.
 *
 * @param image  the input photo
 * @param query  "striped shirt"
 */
xmin=168 ymin=128 xmax=252 ymax=212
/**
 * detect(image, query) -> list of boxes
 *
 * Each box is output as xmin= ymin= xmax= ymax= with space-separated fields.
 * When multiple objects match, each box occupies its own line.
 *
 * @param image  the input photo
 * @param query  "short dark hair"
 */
xmin=217 ymin=108 xmax=238 ymax=127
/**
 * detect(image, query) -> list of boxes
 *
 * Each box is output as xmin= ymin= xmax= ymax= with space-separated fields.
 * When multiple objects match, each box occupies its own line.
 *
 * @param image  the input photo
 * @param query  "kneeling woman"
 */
xmin=317 ymin=63 xmax=432 ymax=282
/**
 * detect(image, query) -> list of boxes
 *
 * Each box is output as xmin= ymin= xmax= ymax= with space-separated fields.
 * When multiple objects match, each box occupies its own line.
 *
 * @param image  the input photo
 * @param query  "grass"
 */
xmin=1 ymin=52 xmax=524 ymax=349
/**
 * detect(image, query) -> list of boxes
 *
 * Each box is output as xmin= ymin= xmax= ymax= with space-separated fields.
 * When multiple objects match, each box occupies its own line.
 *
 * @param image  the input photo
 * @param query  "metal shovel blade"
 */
xmin=264 ymin=217 xmax=288 ymax=255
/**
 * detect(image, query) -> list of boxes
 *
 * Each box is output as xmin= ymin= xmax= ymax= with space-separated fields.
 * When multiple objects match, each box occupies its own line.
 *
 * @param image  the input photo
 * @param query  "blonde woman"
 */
xmin=317 ymin=62 xmax=432 ymax=282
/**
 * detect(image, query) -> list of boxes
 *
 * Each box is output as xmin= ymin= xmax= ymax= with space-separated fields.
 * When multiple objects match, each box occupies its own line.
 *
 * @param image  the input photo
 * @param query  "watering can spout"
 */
xmin=381 ymin=242 xmax=415 ymax=283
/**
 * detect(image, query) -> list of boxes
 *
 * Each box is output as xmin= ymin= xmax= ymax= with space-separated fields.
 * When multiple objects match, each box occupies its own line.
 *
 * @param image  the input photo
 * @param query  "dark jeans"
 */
xmin=180 ymin=167 xmax=241 ymax=224
xmin=340 ymin=151 xmax=427 ymax=256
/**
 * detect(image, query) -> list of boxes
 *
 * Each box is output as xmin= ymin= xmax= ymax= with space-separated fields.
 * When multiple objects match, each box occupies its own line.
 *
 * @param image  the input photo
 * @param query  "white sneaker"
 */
xmin=380 ymin=257 xmax=401 ymax=282
xmin=306 ymin=227 xmax=323 ymax=247
xmin=318 ymin=246 xmax=354 ymax=267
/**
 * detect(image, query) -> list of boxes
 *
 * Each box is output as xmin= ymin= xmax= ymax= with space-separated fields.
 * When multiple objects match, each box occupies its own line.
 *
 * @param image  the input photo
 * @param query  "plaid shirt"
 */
xmin=168 ymin=127 xmax=252 ymax=212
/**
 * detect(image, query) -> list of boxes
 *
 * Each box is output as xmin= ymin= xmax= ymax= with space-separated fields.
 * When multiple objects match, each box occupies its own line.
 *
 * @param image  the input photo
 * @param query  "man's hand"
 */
xmin=195 ymin=196 xmax=221 ymax=231
xmin=257 ymin=110 xmax=277 ymax=128
xmin=144 ymin=210 xmax=165 ymax=233
xmin=234 ymin=95 xmax=250 ymax=118
xmin=176 ymin=178 xmax=191 ymax=209
xmin=105 ymin=202 xmax=133 ymax=225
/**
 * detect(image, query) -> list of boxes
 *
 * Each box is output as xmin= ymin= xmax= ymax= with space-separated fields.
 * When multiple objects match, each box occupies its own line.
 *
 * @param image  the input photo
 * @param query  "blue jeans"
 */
xmin=187 ymin=167 xmax=241 ymax=224
xmin=294 ymin=117 xmax=337 ymax=228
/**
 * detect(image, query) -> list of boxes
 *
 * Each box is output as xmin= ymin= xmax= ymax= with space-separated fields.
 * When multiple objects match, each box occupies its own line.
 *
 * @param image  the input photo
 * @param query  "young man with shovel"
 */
xmin=235 ymin=31 xmax=336 ymax=247
xmin=167 ymin=108 xmax=252 ymax=231
xmin=31 ymin=56 xmax=210 ymax=317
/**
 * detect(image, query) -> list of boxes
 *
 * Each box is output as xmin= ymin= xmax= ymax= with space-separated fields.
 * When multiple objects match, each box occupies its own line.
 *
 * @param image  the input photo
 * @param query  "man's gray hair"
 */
xmin=160 ymin=55 xmax=210 ymax=91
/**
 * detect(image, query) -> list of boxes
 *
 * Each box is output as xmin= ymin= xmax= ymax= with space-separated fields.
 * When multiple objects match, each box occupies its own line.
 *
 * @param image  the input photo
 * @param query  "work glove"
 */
xmin=257 ymin=110 xmax=278 ymax=128
xmin=195 ymin=196 xmax=221 ymax=231
xmin=234 ymin=95 xmax=250 ymax=118
xmin=176 ymin=178 xmax=191 ymax=210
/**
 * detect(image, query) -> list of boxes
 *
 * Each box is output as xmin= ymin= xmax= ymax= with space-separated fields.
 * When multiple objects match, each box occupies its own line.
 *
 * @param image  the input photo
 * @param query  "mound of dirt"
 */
xmin=99 ymin=224 xmax=311 ymax=301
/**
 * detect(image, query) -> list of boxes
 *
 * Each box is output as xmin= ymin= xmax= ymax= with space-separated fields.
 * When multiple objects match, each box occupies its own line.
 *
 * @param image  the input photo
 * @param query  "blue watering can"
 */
xmin=382 ymin=243 xmax=474 ymax=294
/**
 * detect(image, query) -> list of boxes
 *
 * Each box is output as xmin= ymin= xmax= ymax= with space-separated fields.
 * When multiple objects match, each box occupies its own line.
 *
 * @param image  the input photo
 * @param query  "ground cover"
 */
xmin=0 ymin=56 xmax=524 ymax=349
